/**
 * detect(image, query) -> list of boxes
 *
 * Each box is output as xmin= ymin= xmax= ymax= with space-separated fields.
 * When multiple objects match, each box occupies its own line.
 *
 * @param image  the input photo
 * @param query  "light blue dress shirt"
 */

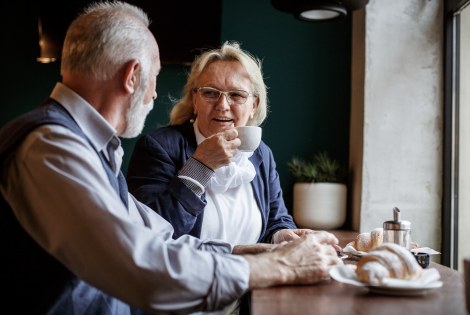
xmin=0 ymin=83 xmax=249 ymax=313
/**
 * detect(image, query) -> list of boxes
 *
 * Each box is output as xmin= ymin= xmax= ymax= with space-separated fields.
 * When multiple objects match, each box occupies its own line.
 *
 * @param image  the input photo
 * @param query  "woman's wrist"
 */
xmin=177 ymin=157 xmax=214 ymax=195
xmin=270 ymin=230 xmax=283 ymax=244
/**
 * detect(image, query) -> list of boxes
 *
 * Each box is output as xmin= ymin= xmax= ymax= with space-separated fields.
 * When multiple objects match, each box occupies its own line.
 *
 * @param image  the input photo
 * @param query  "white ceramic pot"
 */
xmin=293 ymin=182 xmax=347 ymax=229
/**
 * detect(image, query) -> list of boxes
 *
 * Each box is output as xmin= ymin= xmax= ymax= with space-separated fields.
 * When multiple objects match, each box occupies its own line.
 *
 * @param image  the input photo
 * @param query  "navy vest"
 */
xmin=0 ymin=99 xmax=132 ymax=314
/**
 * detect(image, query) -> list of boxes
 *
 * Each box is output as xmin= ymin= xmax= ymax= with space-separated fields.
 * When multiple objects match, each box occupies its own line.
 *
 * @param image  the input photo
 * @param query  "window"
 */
xmin=458 ymin=6 xmax=470 ymax=270
xmin=444 ymin=0 xmax=470 ymax=270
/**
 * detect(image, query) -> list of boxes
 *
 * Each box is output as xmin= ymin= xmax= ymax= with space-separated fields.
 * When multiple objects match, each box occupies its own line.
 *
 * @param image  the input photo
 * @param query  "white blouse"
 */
xmin=202 ymin=183 xmax=262 ymax=245
xmin=194 ymin=120 xmax=262 ymax=245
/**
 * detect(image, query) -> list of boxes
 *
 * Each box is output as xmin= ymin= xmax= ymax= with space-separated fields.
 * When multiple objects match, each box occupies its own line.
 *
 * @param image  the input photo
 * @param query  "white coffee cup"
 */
xmin=236 ymin=126 xmax=262 ymax=152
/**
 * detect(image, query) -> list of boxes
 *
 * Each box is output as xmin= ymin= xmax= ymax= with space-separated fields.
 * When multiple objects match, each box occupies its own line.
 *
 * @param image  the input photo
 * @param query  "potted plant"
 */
xmin=287 ymin=151 xmax=347 ymax=230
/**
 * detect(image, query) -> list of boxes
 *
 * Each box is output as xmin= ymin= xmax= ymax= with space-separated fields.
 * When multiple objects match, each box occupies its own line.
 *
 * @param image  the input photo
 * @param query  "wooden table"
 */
xmin=251 ymin=262 xmax=466 ymax=315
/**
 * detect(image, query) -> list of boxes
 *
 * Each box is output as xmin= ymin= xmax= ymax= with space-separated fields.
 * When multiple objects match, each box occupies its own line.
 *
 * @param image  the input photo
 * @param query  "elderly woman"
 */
xmin=127 ymin=41 xmax=313 ymax=245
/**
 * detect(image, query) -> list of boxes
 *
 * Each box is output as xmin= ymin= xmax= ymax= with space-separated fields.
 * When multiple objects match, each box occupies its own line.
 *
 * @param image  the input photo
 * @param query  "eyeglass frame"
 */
xmin=193 ymin=86 xmax=257 ymax=106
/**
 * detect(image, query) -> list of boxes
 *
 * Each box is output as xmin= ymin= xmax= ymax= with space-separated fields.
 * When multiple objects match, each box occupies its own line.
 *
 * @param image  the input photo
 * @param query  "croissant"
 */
xmin=356 ymin=242 xmax=423 ymax=284
xmin=350 ymin=228 xmax=383 ymax=252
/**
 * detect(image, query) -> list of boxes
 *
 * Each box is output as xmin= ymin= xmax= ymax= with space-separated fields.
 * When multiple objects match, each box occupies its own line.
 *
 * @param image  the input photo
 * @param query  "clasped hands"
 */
xmin=234 ymin=230 xmax=344 ymax=288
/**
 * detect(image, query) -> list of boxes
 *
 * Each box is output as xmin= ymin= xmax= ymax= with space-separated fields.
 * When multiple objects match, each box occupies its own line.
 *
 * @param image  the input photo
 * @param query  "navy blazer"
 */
xmin=126 ymin=122 xmax=296 ymax=243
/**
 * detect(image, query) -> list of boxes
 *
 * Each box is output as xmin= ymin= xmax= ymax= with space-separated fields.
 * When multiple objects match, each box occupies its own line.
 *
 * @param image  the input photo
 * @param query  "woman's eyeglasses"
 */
xmin=194 ymin=86 xmax=256 ymax=106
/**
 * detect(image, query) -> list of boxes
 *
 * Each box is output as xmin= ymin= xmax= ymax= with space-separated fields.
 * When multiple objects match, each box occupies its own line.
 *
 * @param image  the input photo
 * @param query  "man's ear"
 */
xmin=124 ymin=60 xmax=140 ymax=94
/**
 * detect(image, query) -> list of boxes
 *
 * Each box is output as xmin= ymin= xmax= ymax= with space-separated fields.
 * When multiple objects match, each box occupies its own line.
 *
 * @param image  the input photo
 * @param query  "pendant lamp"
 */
xmin=271 ymin=0 xmax=369 ymax=21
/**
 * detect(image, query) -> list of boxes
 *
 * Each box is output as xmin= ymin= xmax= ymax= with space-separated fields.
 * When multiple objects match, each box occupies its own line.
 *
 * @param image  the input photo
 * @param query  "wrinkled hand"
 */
xmin=232 ymin=243 xmax=280 ymax=255
xmin=244 ymin=232 xmax=344 ymax=289
xmin=272 ymin=229 xmax=342 ymax=252
xmin=192 ymin=129 xmax=241 ymax=170
xmin=271 ymin=229 xmax=316 ymax=243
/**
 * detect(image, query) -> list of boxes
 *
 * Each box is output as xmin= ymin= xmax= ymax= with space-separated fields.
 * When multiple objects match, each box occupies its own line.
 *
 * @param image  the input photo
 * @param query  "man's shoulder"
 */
xmin=0 ymin=100 xmax=81 ymax=157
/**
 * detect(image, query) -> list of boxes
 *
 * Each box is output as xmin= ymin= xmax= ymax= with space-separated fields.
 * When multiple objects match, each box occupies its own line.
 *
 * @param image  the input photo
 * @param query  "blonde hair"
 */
xmin=169 ymin=41 xmax=268 ymax=126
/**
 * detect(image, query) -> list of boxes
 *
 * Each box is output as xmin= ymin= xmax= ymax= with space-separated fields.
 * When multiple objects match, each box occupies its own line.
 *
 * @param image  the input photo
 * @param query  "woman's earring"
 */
xmin=190 ymin=112 xmax=196 ymax=123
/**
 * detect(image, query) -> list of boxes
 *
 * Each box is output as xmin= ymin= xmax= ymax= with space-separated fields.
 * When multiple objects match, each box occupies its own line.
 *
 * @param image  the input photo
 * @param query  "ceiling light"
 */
xmin=272 ymin=0 xmax=369 ymax=22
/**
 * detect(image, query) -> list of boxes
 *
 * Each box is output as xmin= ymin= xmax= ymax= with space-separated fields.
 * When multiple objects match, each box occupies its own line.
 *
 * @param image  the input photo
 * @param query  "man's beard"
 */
xmin=121 ymin=80 xmax=154 ymax=139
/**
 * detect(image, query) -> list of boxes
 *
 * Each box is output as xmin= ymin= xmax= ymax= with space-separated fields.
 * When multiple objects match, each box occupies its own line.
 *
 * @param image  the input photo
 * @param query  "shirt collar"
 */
xmin=49 ymin=82 xmax=121 ymax=154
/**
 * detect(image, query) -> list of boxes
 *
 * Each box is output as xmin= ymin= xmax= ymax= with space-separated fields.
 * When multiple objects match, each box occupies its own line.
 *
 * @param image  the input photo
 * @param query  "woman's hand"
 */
xmin=272 ymin=229 xmax=342 ymax=251
xmin=271 ymin=228 xmax=315 ymax=243
xmin=192 ymin=128 xmax=241 ymax=170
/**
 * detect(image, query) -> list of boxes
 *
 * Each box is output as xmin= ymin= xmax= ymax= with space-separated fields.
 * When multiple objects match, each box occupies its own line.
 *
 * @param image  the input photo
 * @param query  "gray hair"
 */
xmin=61 ymin=1 xmax=151 ymax=80
xmin=169 ymin=41 xmax=268 ymax=126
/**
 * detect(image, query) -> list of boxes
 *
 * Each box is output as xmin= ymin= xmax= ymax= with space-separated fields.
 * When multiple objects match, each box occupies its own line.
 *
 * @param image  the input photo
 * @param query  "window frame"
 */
xmin=443 ymin=0 xmax=470 ymax=269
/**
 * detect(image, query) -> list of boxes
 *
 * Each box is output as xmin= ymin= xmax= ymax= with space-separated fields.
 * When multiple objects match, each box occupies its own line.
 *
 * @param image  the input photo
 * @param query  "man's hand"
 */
xmin=243 ymin=232 xmax=343 ymax=289
xmin=232 ymin=243 xmax=280 ymax=255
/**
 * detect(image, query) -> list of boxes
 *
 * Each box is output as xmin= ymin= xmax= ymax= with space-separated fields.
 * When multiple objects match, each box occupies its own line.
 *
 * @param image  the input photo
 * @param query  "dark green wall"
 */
xmin=0 ymin=0 xmax=350 ymax=215
xmin=220 ymin=0 xmax=351 ymax=212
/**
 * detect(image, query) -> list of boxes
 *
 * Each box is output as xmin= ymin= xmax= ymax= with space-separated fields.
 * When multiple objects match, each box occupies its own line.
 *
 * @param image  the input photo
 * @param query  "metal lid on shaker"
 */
xmin=383 ymin=207 xmax=411 ymax=230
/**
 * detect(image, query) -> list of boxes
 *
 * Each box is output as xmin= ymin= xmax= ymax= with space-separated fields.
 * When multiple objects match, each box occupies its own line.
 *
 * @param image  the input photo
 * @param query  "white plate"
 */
xmin=366 ymin=285 xmax=440 ymax=296
xmin=329 ymin=265 xmax=443 ymax=296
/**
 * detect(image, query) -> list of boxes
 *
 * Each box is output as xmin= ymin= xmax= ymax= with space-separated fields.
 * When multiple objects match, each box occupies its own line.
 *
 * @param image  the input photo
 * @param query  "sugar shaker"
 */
xmin=383 ymin=207 xmax=411 ymax=249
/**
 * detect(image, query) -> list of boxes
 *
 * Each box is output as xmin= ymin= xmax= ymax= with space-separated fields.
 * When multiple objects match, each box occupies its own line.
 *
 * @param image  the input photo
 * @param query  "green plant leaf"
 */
xmin=287 ymin=151 xmax=346 ymax=183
